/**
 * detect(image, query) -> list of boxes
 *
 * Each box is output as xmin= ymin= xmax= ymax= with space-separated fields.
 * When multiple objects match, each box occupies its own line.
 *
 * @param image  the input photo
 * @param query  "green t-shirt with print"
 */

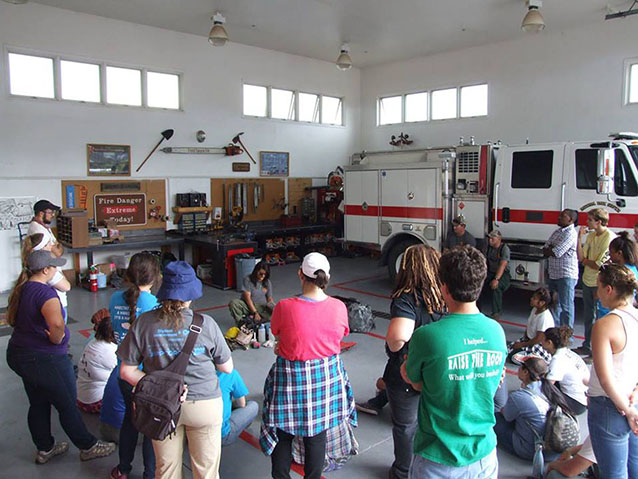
xmin=406 ymin=312 xmax=506 ymax=467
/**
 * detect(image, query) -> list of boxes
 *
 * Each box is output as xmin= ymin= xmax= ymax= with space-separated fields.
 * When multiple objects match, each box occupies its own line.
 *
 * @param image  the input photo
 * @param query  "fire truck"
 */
xmin=343 ymin=133 xmax=638 ymax=287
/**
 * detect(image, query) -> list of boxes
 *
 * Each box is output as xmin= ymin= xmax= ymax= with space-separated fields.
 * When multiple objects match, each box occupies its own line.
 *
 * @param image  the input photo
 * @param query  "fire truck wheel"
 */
xmin=387 ymin=238 xmax=420 ymax=282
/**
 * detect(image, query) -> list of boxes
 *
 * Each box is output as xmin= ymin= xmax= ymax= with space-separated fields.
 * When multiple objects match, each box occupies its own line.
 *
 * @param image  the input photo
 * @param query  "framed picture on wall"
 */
xmin=87 ymin=144 xmax=131 ymax=176
xmin=259 ymin=151 xmax=289 ymax=177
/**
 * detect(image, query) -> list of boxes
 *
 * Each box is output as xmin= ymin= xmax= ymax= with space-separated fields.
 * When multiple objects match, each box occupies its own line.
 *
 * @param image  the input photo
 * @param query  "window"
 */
xmin=511 ymin=150 xmax=553 ymax=188
xmin=271 ymin=88 xmax=295 ymax=120
xmin=243 ymin=84 xmax=267 ymax=117
xmin=379 ymin=95 xmax=402 ymax=125
xmin=405 ymin=92 xmax=428 ymax=122
xmin=460 ymin=84 xmax=488 ymax=117
xmin=575 ymin=149 xmax=598 ymax=190
xmin=106 ymin=66 xmax=142 ymax=106
xmin=147 ymin=71 xmax=179 ymax=109
xmin=8 ymin=53 xmax=54 ymax=98
xmin=628 ymin=63 xmax=638 ymax=104
xmin=60 ymin=60 xmax=100 ymax=103
xmin=299 ymin=92 xmax=320 ymax=123
xmin=614 ymin=150 xmax=638 ymax=196
xmin=322 ymin=95 xmax=343 ymax=125
xmin=431 ymin=88 xmax=457 ymax=120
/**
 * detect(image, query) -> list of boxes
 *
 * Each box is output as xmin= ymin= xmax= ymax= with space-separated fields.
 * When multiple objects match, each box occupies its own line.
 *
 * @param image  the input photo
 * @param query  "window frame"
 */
xmin=404 ymin=90 xmax=429 ymax=123
xmin=5 ymin=47 xmax=183 ymax=111
xmin=377 ymin=94 xmax=404 ymax=126
xmin=624 ymin=58 xmax=638 ymax=106
xmin=459 ymin=82 xmax=489 ymax=119
xmin=430 ymin=86 xmax=459 ymax=121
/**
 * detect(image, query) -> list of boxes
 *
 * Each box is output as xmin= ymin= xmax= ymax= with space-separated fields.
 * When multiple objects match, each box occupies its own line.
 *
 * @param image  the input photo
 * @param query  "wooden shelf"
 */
xmin=172 ymin=206 xmax=213 ymax=224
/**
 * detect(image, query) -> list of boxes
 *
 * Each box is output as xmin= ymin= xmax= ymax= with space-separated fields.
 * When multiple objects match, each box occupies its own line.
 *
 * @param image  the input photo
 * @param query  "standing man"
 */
xmin=574 ymin=207 xmax=615 ymax=356
xmin=444 ymin=215 xmax=476 ymax=250
xmin=543 ymin=209 xmax=579 ymax=329
xmin=28 ymin=199 xmax=63 ymax=256
xmin=485 ymin=230 xmax=510 ymax=320
xmin=402 ymin=245 xmax=506 ymax=478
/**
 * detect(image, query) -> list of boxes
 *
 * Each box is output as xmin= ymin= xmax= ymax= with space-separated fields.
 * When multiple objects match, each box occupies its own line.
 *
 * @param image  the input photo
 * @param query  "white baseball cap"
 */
xmin=301 ymin=252 xmax=331 ymax=279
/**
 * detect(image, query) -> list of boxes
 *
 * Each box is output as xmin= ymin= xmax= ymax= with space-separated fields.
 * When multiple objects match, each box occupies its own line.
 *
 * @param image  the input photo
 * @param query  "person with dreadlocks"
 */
xmin=378 ymin=244 xmax=446 ymax=479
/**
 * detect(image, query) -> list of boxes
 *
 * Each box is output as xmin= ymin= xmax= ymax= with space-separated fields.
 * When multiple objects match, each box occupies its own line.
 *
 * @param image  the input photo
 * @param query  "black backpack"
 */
xmin=132 ymin=313 xmax=203 ymax=441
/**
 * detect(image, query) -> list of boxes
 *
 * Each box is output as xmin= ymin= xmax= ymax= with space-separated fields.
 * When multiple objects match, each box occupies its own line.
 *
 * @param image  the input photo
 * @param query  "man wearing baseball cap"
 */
xmin=28 ymin=199 xmax=62 ymax=256
xmin=444 ymin=215 xmax=477 ymax=250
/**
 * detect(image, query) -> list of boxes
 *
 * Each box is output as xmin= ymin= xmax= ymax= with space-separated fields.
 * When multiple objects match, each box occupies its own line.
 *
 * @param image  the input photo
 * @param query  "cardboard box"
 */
xmin=94 ymin=263 xmax=115 ymax=279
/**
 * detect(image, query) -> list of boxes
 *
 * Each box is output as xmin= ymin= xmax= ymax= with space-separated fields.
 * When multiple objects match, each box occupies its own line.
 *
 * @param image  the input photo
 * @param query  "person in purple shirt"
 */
xmin=6 ymin=250 xmax=115 ymax=465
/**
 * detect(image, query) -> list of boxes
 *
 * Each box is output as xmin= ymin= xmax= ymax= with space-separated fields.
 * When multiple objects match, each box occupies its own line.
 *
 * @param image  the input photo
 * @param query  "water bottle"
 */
xmin=257 ymin=324 xmax=266 ymax=343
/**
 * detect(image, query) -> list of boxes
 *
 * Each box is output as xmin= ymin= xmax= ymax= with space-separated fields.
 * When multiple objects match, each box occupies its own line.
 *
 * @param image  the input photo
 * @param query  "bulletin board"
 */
xmin=210 ymin=178 xmax=285 ymax=222
xmin=60 ymin=180 xmax=167 ymax=230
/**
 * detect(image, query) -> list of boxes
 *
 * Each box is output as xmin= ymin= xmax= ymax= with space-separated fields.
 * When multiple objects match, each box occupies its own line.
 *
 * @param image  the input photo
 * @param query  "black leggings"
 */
xmin=271 ymin=428 xmax=326 ymax=479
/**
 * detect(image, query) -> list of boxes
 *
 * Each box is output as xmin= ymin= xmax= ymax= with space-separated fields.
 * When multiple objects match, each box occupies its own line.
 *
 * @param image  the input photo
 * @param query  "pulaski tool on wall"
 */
xmin=136 ymin=129 xmax=174 ymax=172
xmin=231 ymin=132 xmax=256 ymax=164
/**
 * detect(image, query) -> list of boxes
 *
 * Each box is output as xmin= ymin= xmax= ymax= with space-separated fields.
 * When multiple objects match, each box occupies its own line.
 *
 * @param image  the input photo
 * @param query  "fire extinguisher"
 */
xmin=89 ymin=266 xmax=98 ymax=292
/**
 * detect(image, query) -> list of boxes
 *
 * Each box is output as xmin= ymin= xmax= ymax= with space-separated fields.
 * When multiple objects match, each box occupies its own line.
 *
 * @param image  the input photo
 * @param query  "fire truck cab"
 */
xmin=343 ymin=133 xmax=638 ymax=287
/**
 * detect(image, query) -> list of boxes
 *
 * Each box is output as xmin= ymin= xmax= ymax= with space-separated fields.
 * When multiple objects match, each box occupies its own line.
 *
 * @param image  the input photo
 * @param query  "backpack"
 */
xmin=132 ymin=313 xmax=203 ymax=441
xmin=334 ymin=296 xmax=375 ymax=333
xmin=544 ymin=404 xmax=580 ymax=453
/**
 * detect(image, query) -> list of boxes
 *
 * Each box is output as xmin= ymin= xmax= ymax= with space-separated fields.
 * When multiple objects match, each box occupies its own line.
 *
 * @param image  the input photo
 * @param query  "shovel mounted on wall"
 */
xmin=232 ymin=132 xmax=256 ymax=164
xmin=136 ymin=129 xmax=174 ymax=172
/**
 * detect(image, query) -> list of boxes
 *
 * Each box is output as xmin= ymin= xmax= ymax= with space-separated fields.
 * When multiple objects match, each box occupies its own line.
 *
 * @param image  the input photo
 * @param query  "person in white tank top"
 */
xmin=587 ymin=262 xmax=638 ymax=479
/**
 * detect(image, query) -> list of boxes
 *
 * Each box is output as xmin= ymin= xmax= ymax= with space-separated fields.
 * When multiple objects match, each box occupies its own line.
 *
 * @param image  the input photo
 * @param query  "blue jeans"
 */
xmin=118 ymin=377 xmax=155 ymax=479
xmin=588 ymin=396 xmax=638 ymax=479
xmin=408 ymin=448 xmax=498 ymax=479
xmin=581 ymin=284 xmax=597 ymax=350
xmin=6 ymin=345 xmax=97 ymax=451
xmin=221 ymin=400 xmax=259 ymax=446
xmin=547 ymin=277 xmax=577 ymax=329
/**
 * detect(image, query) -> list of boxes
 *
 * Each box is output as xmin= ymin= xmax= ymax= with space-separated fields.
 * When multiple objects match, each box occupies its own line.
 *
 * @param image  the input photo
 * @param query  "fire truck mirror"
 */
xmin=597 ymin=148 xmax=616 ymax=195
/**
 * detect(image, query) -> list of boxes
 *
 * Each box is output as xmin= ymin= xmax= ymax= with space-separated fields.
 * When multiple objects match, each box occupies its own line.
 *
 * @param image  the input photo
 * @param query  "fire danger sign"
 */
xmin=95 ymin=193 xmax=147 ymax=226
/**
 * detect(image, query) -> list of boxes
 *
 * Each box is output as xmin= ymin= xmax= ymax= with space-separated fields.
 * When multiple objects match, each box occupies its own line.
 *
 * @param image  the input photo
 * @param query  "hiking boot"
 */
xmin=79 ymin=440 xmax=116 ymax=461
xmin=356 ymin=401 xmax=381 ymax=416
xmin=110 ymin=466 xmax=129 ymax=479
xmin=35 ymin=441 xmax=69 ymax=464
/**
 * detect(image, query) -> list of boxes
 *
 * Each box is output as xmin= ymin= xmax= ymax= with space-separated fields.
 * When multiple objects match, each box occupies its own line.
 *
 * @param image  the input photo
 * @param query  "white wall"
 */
xmin=0 ymin=3 xmax=360 ymax=291
xmin=360 ymin=19 xmax=638 ymax=150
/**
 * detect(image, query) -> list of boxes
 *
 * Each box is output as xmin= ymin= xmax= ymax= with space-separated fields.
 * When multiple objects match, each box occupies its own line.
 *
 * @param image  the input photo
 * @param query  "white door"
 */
xmin=345 ymin=170 xmax=379 ymax=244
xmin=494 ymin=145 xmax=565 ymax=242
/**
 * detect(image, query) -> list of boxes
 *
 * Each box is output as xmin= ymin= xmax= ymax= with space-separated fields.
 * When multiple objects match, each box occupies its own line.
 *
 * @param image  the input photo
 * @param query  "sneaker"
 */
xmin=110 ymin=466 xmax=129 ymax=479
xmin=356 ymin=401 xmax=381 ymax=416
xmin=35 ymin=441 xmax=69 ymax=464
xmin=572 ymin=346 xmax=591 ymax=356
xmin=79 ymin=440 xmax=116 ymax=461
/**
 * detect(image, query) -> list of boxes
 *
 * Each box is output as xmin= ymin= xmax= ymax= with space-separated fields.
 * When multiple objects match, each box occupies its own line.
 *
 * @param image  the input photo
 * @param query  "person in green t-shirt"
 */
xmin=402 ymin=245 xmax=506 ymax=478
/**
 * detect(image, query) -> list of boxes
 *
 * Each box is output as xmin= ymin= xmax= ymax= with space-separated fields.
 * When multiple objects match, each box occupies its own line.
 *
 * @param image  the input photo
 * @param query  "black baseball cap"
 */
xmin=34 ymin=199 xmax=61 ymax=213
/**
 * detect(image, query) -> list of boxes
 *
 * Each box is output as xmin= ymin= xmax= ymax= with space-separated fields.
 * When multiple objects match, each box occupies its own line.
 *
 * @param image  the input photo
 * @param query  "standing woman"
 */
xmin=6 ymin=250 xmax=115 ymax=463
xmin=384 ymin=244 xmax=446 ymax=479
xmin=118 ymin=261 xmax=233 ymax=479
xmin=261 ymin=252 xmax=356 ymax=479
xmin=588 ymin=263 xmax=638 ymax=479
xmin=109 ymin=252 xmax=161 ymax=479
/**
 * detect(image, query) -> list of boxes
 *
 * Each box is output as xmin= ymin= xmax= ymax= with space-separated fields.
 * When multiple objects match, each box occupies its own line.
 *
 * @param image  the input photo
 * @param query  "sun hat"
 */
xmin=156 ymin=261 xmax=202 ymax=302
xmin=27 ymin=250 xmax=66 ymax=271
xmin=301 ymin=252 xmax=331 ymax=279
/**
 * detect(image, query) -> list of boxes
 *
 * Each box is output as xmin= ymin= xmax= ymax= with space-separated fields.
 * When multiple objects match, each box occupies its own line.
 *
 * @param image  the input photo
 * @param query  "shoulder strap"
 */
xmin=164 ymin=312 xmax=204 ymax=376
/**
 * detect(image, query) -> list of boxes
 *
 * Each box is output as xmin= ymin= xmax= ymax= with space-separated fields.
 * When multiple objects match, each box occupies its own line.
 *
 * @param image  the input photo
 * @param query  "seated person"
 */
xmin=494 ymin=357 xmax=573 ymax=461
xmin=76 ymin=309 xmax=117 ymax=413
xmin=444 ymin=215 xmax=476 ymax=250
xmin=217 ymin=370 xmax=258 ymax=446
xmin=546 ymin=436 xmax=597 ymax=479
xmin=229 ymin=261 xmax=275 ymax=324
xmin=355 ymin=377 xmax=388 ymax=416
xmin=508 ymin=288 xmax=555 ymax=364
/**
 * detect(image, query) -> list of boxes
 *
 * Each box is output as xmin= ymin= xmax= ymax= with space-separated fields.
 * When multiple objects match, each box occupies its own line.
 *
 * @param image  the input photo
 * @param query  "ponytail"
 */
xmin=533 ymin=287 xmax=556 ymax=312
xmin=123 ymin=252 xmax=160 ymax=325
xmin=302 ymin=269 xmax=329 ymax=290
xmin=544 ymin=326 xmax=573 ymax=349
xmin=7 ymin=269 xmax=33 ymax=327
xmin=523 ymin=357 xmax=574 ymax=416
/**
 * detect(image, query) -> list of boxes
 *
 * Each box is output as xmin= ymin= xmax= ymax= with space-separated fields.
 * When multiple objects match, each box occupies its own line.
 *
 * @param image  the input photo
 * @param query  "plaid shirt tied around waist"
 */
xmin=259 ymin=354 xmax=357 ymax=456
xmin=544 ymin=224 xmax=578 ymax=280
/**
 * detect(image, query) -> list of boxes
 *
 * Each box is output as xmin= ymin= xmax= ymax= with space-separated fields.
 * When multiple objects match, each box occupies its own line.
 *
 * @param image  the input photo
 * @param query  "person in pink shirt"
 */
xmin=260 ymin=253 xmax=357 ymax=479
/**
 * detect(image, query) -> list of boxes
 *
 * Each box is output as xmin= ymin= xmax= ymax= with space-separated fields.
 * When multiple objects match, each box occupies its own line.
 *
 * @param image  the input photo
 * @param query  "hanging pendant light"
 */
xmin=336 ymin=44 xmax=352 ymax=71
xmin=521 ymin=0 xmax=545 ymax=32
xmin=209 ymin=12 xmax=229 ymax=46
xmin=2 ymin=0 xmax=28 ymax=4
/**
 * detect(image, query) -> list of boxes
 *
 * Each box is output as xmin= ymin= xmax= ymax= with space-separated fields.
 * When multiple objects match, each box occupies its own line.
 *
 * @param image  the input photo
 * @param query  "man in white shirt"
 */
xmin=28 ymin=199 xmax=63 ymax=256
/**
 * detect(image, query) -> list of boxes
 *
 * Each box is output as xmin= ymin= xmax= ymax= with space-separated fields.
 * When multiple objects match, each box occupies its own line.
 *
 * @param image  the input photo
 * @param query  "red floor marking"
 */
xmin=238 ymin=430 xmax=325 ymax=478
xmin=194 ymin=304 xmax=228 ymax=312
xmin=78 ymin=328 xmax=92 ymax=338
xmin=333 ymin=285 xmax=392 ymax=299
xmin=365 ymin=331 xmax=387 ymax=341
xmin=495 ymin=318 xmax=585 ymax=341
xmin=332 ymin=274 xmax=386 ymax=288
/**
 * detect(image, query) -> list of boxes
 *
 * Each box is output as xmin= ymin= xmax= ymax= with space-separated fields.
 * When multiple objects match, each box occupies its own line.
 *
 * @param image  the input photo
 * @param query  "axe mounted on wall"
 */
xmin=136 ymin=129 xmax=174 ymax=172
xmin=232 ymin=132 xmax=256 ymax=164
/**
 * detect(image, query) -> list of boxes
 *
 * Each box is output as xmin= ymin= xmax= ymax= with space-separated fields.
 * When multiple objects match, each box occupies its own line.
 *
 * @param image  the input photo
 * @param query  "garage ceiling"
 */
xmin=28 ymin=0 xmax=626 ymax=67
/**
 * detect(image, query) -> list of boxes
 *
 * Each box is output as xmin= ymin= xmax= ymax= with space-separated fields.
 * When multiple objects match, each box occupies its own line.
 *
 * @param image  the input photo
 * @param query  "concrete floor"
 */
xmin=0 ymin=256 xmax=590 ymax=478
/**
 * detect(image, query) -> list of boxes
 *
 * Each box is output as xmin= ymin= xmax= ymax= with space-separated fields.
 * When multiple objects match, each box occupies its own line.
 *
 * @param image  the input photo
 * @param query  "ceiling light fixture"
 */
xmin=521 ymin=0 xmax=545 ymax=32
xmin=336 ymin=44 xmax=352 ymax=71
xmin=208 ymin=12 xmax=228 ymax=47
xmin=605 ymin=1 xmax=638 ymax=20
xmin=2 ymin=0 xmax=28 ymax=4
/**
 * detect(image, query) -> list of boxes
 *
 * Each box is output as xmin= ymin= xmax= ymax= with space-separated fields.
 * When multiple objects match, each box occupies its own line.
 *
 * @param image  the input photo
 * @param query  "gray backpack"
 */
xmin=544 ymin=404 xmax=580 ymax=453
xmin=334 ymin=296 xmax=375 ymax=333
